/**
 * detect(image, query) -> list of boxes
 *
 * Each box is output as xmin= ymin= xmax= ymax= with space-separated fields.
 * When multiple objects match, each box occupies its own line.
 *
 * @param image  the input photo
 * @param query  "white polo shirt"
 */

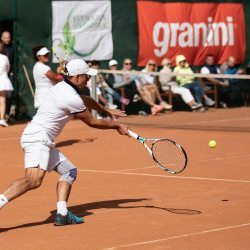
xmin=23 ymin=79 xmax=86 ymax=141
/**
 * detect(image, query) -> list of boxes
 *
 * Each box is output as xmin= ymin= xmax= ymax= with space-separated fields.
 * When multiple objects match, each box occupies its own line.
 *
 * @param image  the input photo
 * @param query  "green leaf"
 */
xmin=71 ymin=35 xmax=76 ymax=47
xmin=58 ymin=42 xmax=65 ymax=49
xmin=63 ymin=21 xmax=71 ymax=42
xmin=69 ymin=50 xmax=75 ymax=55
xmin=63 ymin=22 xmax=68 ymax=41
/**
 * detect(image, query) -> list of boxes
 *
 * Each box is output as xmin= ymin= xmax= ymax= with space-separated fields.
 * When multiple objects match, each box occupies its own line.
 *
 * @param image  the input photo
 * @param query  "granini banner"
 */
xmin=52 ymin=0 xmax=113 ymax=62
xmin=137 ymin=2 xmax=246 ymax=66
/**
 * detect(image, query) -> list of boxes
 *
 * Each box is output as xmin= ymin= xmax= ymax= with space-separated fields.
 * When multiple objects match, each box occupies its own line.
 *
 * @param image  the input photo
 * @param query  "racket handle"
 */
xmin=128 ymin=130 xmax=139 ymax=139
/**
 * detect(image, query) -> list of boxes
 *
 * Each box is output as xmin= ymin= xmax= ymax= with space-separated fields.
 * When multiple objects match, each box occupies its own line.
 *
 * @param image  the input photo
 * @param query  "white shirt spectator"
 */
xmin=200 ymin=66 xmax=220 ymax=74
xmin=136 ymin=68 xmax=155 ymax=87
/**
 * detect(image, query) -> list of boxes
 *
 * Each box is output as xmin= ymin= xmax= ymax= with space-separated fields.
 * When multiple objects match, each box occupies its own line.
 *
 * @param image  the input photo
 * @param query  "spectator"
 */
xmin=86 ymin=61 xmax=117 ymax=111
xmin=159 ymin=58 xmax=203 ymax=110
xmin=1 ymin=31 xmax=14 ymax=121
xmin=121 ymin=58 xmax=141 ymax=102
xmin=225 ymin=56 xmax=250 ymax=94
xmin=137 ymin=59 xmax=172 ymax=110
xmin=92 ymin=60 xmax=130 ymax=107
xmin=32 ymin=45 xmax=64 ymax=109
xmin=0 ymin=42 xmax=13 ymax=127
xmin=174 ymin=55 xmax=215 ymax=112
xmin=200 ymin=54 xmax=240 ymax=108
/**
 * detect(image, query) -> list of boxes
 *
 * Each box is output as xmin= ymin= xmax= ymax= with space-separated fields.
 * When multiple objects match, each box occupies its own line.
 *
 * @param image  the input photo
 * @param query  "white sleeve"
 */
xmin=64 ymin=94 xmax=87 ymax=114
xmin=40 ymin=64 xmax=51 ymax=75
xmin=200 ymin=67 xmax=210 ymax=74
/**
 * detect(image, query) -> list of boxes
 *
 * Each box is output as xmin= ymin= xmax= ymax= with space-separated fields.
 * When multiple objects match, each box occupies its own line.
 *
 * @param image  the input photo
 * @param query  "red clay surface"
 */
xmin=0 ymin=119 xmax=250 ymax=249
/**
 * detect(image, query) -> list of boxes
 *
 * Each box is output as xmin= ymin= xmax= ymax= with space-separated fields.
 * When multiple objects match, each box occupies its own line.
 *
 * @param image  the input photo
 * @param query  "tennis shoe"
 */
xmin=54 ymin=211 xmax=84 ymax=226
xmin=107 ymin=103 xmax=118 ymax=109
xmin=191 ymin=103 xmax=203 ymax=110
xmin=0 ymin=119 xmax=8 ymax=127
xmin=151 ymin=105 xmax=164 ymax=115
xmin=205 ymin=98 xmax=215 ymax=106
xmin=198 ymin=107 xmax=206 ymax=112
xmin=160 ymin=102 xmax=172 ymax=110
xmin=132 ymin=94 xmax=142 ymax=103
xmin=120 ymin=97 xmax=130 ymax=105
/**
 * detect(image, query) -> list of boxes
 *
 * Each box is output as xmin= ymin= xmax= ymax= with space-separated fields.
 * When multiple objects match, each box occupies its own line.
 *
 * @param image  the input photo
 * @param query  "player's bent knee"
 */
xmin=27 ymin=177 xmax=43 ymax=190
xmin=59 ymin=167 xmax=77 ymax=185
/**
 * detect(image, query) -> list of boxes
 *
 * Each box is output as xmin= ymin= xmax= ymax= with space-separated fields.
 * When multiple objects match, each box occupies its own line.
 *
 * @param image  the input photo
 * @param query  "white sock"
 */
xmin=0 ymin=194 xmax=8 ymax=210
xmin=57 ymin=201 xmax=68 ymax=216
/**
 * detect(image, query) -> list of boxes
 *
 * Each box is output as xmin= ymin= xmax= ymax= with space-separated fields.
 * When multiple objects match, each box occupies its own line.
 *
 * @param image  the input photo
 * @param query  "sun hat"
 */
xmin=36 ymin=47 xmax=50 ymax=56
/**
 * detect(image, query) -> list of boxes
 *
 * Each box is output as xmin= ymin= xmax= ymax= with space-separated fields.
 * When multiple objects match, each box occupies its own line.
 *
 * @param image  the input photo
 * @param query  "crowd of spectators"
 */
xmin=0 ymin=30 xmax=250 ymax=125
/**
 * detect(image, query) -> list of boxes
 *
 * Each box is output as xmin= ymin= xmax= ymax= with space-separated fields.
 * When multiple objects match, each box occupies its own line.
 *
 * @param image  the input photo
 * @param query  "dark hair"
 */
xmin=92 ymin=60 xmax=100 ymax=66
xmin=206 ymin=54 xmax=214 ymax=59
xmin=32 ymin=45 xmax=46 ymax=62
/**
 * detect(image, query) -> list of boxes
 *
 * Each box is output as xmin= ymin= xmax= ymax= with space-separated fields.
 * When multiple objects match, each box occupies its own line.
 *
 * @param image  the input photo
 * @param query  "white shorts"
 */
xmin=21 ymin=130 xmax=66 ymax=172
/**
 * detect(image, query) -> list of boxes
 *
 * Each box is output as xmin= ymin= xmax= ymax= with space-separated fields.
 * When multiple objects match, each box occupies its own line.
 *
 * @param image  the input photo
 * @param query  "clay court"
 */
xmin=0 ymin=110 xmax=250 ymax=250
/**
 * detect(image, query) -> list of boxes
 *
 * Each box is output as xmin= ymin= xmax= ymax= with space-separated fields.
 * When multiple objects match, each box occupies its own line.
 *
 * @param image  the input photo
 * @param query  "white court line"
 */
xmin=120 ymin=155 xmax=250 ymax=172
xmin=0 ymin=137 xmax=20 ymax=141
xmin=120 ymin=166 xmax=157 ymax=172
xmin=78 ymin=169 xmax=250 ymax=183
xmin=101 ymin=222 xmax=250 ymax=250
xmin=0 ymin=163 xmax=23 ymax=167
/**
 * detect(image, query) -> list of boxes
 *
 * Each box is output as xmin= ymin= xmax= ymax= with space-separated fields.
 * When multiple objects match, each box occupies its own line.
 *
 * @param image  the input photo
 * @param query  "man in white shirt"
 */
xmin=0 ymin=59 xmax=130 ymax=226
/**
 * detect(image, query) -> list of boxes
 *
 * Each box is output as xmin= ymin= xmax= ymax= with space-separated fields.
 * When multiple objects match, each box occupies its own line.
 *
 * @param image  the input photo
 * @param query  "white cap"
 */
xmin=36 ymin=47 xmax=50 ymax=56
xmin=65 ymin=59 xmax=98 ymax=76
xmin=109 ymin=59 xmax=118 ymax=67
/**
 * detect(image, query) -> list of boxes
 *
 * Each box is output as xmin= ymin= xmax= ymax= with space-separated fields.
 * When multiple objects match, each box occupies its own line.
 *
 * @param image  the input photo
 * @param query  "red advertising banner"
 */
xmin=137 ymin=2 xmax=246 ymax=66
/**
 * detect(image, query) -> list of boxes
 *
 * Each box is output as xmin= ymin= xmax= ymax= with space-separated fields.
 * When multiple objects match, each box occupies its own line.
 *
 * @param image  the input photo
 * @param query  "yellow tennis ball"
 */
xmin=209 ymin=140 xmax=216 ymax=148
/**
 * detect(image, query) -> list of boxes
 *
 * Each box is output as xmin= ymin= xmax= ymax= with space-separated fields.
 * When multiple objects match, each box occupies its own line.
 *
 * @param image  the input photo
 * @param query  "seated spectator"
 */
xmin=201 ymin=54 xmax=240 ymax=108
xmin=137 ymin=59 xmax=172 ymax=110
xmin=225 ymin=57 xmax=250 ymax=93
xmin=159 ymin=58 xmax=203 ymax=110
xmin=87 ymin=61 xmax=117 ymax=110
xmin=219 ymin=60 xmax=228 ymax=74
xmin=97 ymin=59 xmax=130 ymax=106
xmin=121 ymin=58 xmax=141 ymax=102
xmin=174 ymin=55 xmax=215 ymax=112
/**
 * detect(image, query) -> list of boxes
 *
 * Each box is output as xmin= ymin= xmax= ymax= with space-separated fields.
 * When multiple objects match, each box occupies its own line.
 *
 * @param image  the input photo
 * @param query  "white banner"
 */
xmin=52 ymin=0 xmax=113 ymax=62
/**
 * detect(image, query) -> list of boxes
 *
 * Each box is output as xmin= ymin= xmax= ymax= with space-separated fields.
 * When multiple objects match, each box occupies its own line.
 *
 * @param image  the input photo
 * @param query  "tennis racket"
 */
xmin=52 ymin=38 xmax=68 ymax=67
xmin=128 ymin=130 xmax=187 ymax=174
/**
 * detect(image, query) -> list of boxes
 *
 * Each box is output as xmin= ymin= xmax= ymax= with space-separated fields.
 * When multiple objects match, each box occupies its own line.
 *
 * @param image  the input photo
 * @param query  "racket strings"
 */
xmin=152 ymin=140 xmax=186 ymax=173
xmin=52 ymin=39 xmax=67 ymax=62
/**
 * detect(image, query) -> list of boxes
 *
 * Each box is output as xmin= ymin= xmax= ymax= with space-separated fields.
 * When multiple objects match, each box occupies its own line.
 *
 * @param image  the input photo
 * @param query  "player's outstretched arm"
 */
xmin=76 ymin=109 xmax=130 ymax=137
xmin=80 ymin=95 xmax=127 ymax=120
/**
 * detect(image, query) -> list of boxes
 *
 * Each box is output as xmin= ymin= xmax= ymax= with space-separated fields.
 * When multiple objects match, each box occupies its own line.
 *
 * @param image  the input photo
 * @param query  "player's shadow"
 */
xmin=56 ymin=137 xmax=98 ymax=147
xmin=0 ymin=198 xmax=201 ymax=233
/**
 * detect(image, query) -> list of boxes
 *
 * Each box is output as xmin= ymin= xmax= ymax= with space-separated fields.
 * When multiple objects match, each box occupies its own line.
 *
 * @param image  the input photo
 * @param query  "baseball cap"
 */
xmin=109 ymin=59 xmax=118 ymax=67
xmin=65 ymin=59 xmax=97 ymax=76
xmin=36 ymin=47 xmax=50 ymax=56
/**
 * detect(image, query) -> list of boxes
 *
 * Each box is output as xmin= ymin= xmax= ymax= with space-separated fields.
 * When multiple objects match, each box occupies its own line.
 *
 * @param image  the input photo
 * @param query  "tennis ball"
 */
xmin=209 ymin=140 xmax=216 ymax=148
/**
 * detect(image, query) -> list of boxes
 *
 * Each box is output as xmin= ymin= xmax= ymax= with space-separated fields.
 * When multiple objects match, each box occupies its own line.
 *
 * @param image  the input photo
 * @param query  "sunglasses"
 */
xmin=167 ymin=63 xmax=172 ymax=66
xmin=148 ymin=63 xmax=156 ymax=66
xmin=125 ymin=62 xmax=132 ymax=65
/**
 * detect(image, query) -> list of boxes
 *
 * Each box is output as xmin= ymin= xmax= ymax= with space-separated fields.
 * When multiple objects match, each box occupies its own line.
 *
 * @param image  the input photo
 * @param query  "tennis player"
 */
xmin=0 ymin=59 xmax=130 ymax=226
xmin=32 ymin=45 xmax=64 ymax=108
